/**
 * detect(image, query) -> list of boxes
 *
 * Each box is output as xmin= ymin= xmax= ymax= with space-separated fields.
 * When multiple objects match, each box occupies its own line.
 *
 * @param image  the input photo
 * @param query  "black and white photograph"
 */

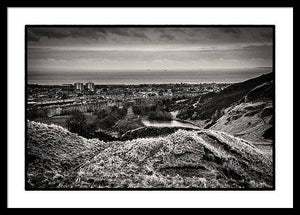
xmin=25 ymin=26 xmax=275 ymax=190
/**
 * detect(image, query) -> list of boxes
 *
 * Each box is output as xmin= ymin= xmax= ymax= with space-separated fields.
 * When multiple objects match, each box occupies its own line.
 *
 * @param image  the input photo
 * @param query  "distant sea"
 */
xmin=28 ymin=67 xmax=272 ymax=85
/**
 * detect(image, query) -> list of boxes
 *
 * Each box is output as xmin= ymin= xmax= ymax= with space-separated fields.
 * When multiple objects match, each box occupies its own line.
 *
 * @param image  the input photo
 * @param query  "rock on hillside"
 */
xmin=26 ymin=121 xmax=273 ymax=189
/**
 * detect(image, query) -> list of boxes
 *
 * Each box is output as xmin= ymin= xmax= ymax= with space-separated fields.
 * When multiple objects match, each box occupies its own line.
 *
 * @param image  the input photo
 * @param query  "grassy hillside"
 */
xmin=121 ymin=126 xmax=197 ymax=140
xmin=175 ymin=72 xmax=274 ymax=143
xmin=177 ymin=72 xmax=274 ymax=121
xmin=211 ymin=101 xmax=273 ymax=143
xmin=27 ymin=121 xmax=273 ymax=189
xmin=210 ymin=79 xmax=274 ymax=143
xmin=27 ymin=121 xmax=112 ymax=189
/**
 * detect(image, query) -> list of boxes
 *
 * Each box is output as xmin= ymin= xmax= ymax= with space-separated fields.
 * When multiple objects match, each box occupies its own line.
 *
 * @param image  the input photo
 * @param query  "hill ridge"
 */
xmin=27 ymin=121 xmax=273 ymax=189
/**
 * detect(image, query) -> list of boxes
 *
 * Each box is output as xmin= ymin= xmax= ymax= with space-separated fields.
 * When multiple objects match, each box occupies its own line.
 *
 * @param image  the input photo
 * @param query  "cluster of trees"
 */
xmin=148 ymin=110 xmax=173 ymax=121
xmin=27 ymin=107 xmax=48 ymax=120
xmin=66 ymin=106 xmax=128 ymax=137
xmin=132 ymin=105 xmax=172 ymax=121
xmin=93 ymin=106 xmax=127 ymax=130
xmin=132 ymin=105 xmax=157 ymax=116
xmin=60 ymin=109 xmax=80 ymax=116
xmin=66 ymin=110 xmax=97 ymax=138
xmin=66 ymin=106 xmax=148 ymax=139
xmin=115 ymin=117 xmax=144 ymax=134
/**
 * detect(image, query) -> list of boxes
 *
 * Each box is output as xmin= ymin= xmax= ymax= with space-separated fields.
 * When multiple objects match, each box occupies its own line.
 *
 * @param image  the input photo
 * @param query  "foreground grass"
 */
xmin=27 ymin=121 xmax=273 ymax=189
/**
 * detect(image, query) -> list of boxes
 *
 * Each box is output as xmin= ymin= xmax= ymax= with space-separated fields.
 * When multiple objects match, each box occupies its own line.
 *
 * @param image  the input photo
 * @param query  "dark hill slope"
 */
xmin=176 ymin=72 xmax=274 ymax=142
xmin=177 ymin=72 xmax=274 ymax=121
xmin=27 ymin=121 xmax=273 ymax=189
xmin=211 ymin=80 xmax=274 ymax=143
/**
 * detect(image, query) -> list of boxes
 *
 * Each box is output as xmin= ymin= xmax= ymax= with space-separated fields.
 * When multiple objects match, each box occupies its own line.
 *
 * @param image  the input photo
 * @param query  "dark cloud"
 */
xmin=27 ymin=27 xmax=152 ymax=42
xmin=29 ymin=28 xmax=71 ymax=40
xmin=108 ymin=28 xmax=131 ymax=37
xmin=154 ymin=28 xmax=167 ymax=34
xmin=222 ymin=28 xmax=241 ymax=34
xmin=160 ymin=33 xmax=175 ymax=40
xmin=132 ymin=31 xmax=150 ymax=40
xmin=200 ymin=28 xmax=242 ymax=40
xmin=28 ymin=27 xmax=105 ymax=41
xmin=221 ymin=28 xmax=241 ymax=38
xmin=259 ymin=29 xmax=273 ymax=40
xmin=27 ymin=27 xmax=274 ymax=75
xmin=27 ymin=27 xmax=273 ymax=49
xmin=27 ymin=29 xmax=40 ymax=42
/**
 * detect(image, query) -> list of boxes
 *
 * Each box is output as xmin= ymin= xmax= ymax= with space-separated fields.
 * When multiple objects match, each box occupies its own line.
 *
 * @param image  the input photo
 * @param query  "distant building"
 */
xmin=86 ymin=82 xmax=95 ymax=91
xmin=74 ymin=82 xmax=84 ymax=91
xmin=62 ymin=84 xmax=73 ymax=88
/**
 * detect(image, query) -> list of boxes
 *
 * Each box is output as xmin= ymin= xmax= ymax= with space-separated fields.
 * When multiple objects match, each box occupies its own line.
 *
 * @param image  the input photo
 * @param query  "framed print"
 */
xmin=25 ymin=25 xmax=275 ymax=191
xmin=6 ymin=5 xmax=294 ymax=212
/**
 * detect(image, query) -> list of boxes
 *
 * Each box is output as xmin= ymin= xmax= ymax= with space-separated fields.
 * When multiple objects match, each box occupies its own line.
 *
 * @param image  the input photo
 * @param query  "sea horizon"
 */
xmin=28 ymin=67 xmax=272 ymax=85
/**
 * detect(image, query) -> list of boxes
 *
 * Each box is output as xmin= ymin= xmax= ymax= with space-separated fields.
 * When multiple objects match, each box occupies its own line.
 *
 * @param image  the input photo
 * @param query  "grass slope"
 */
xmin=211 ymin=101 xmax=273 ymax=143
xmin=177 ymin=72 xmax=274 ymax=121
xmin=27 ymin=121 xmax=111 ymax=189
xmin=210 ymin=80 xmax=274 ymax=143
xmin=27 ymin=121 xmax=273 ymax=189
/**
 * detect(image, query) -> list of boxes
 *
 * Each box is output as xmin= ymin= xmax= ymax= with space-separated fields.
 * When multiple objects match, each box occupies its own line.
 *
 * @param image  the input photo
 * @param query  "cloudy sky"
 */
xmin=27 ymin=27 xmax=273 ymax=74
